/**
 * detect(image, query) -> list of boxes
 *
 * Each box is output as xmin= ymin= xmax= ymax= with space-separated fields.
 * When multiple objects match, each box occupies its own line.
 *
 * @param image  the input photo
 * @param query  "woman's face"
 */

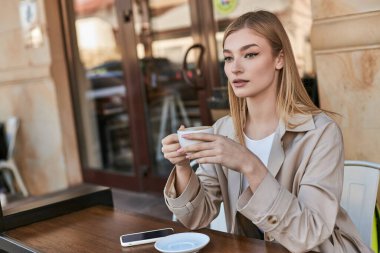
xmin=223 ymin=28 xmax=283 ymax=100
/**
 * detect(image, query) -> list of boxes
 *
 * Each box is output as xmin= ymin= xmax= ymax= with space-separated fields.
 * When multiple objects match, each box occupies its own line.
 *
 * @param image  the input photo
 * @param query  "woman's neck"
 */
xmin=245 ymin=96 xmax=279 ymax=140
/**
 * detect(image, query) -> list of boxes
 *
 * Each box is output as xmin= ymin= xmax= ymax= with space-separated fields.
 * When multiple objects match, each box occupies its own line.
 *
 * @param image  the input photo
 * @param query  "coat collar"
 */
xmin=228 ymin=113 xmax=315 ymax=140
xmin=282 ymin=113 xmax=315 ymax=133
xmin=268 ymin=113 xmax=315 ymax=178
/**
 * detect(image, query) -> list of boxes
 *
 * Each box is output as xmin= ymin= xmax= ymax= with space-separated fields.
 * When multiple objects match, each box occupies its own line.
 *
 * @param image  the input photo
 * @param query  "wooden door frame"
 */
xmin=115 ymin=0 xmax=170 ymax=192
xmin=59 ymin=0 xmax=146 ymax=191
xmin=188 ymin=0 xmax=221 ymax=125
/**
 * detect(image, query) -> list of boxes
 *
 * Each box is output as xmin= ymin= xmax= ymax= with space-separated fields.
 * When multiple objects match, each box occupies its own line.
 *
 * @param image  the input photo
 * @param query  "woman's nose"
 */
xmin=231 ymin=59 xmax=243 ymax=74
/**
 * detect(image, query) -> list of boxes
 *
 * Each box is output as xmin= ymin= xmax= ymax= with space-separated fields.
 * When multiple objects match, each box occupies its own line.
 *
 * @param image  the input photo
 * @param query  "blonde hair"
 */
xmin=223 ymin=11 xmax=322 ymax=144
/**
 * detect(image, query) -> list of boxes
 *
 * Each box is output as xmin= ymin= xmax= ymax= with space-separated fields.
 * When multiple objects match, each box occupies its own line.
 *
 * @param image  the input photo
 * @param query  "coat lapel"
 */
xmin=267 ymin=114 xmax=315 ymax=178
xmin=227 ymin=126 xmax=243 ymax=233
xmin=227 ymin=168 xmax=241 ymax=233
xmin=267 ymin=120 xmax=286 ymax=178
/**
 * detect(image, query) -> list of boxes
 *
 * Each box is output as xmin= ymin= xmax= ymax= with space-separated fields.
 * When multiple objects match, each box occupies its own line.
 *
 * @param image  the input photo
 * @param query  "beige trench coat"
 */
xmin=164 ymin=113 xmax=372 ymax=253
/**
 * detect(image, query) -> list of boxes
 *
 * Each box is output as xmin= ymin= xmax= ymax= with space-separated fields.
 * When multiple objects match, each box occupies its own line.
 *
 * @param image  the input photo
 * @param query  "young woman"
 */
xmin=161 ymin=11 xmax=371 ymax=252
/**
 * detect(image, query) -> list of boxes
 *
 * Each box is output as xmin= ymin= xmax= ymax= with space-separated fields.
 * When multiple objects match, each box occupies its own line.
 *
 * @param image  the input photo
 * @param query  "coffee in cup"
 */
xmin=177 ymin=126 xmax=214 ymax=148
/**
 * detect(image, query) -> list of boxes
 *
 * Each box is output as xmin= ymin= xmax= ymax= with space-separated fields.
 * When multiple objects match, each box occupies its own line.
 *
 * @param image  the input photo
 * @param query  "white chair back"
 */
xmin=210 ymin=202 xmax=227 ymax=232
xmin=341 ymin=160 xmax=380 ymax=247
xmin=5 ymin=117 xmax=20 ymax=159
xmin=173 ymin=203 xmax=227 ymax=232
xmin=0 ymin=117 xmax=28 ymax=197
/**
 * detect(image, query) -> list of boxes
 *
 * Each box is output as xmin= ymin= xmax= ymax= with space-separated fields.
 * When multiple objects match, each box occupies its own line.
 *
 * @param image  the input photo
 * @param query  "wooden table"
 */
xmin=3 ymin=205 xmax=290 ymax=252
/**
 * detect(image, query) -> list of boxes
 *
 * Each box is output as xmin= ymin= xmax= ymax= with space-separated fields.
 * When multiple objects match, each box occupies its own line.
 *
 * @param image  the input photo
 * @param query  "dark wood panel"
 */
xmin=5 ymin=206 xmax=291 ymax=253
xmin=115 ymin=0 xmax=152 ymax=185
xmin=0 ymin=184 xmax=113 ymax=232
xmin=82 ymin=169 xmax=141 ymax=191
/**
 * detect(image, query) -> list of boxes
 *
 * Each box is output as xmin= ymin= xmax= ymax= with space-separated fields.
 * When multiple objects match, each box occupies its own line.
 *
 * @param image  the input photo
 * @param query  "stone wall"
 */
xmin=311 ymin=0 xmax=380 ymax=163
xmin=0 ymin=0 xmax=81 ymax=195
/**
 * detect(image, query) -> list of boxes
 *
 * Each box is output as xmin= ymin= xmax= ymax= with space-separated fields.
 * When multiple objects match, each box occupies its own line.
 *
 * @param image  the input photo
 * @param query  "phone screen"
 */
xmin=121 ymin=228 xmax=174 ymax=243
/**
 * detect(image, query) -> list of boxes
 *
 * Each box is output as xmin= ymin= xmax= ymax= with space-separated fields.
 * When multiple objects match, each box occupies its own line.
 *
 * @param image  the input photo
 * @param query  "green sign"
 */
xmin=214 ymin=0 xmax=238 ymax=15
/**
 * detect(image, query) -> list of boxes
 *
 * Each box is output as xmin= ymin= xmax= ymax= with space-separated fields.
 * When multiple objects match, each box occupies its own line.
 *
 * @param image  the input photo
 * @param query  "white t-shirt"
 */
xmin=242 ymin=132 xmax=275 ymax=190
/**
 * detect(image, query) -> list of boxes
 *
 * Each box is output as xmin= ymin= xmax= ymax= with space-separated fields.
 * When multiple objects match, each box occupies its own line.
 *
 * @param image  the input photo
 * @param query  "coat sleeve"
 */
xmin=163 ymin=116 xmax=232 ymax=229
xmin=237 ymin=122 xmax=344 ymax=252
xmin=164 ymin=163 xmax=223 ymax=230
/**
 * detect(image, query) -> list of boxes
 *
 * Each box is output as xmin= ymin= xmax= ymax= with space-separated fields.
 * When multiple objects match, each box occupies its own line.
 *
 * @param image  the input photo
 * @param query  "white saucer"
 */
xmin=154 ymin=232 xmax=210 ymax=253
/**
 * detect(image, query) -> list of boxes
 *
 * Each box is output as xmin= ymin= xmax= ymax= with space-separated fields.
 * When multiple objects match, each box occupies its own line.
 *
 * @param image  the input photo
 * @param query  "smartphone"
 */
xmin=119 ymin=228 xmax=174 ymax=247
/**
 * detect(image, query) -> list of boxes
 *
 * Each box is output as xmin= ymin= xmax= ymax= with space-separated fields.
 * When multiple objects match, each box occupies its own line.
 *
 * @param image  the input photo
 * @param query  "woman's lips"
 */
xmin=232 ymin=79 xmax=249 ymax=88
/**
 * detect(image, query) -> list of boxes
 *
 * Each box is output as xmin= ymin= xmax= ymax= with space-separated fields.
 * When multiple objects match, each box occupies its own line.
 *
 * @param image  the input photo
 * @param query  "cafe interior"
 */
xmin=0 ymin=0 xmax=379 ymax=252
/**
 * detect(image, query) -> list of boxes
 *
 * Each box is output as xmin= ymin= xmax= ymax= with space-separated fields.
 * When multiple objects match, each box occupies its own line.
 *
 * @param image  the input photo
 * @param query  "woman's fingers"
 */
xmin=162 ymin=142 xmax=180 ymax=153
xmin=186 ymin=149 xmax=219 ymax=161
xmin=161 ymin=133 xmax=188 ymax=165
xmin=162 ymin=146 xmax=187 ymax=164
xmin=178 ymin=134 xmax=227 ymax=154
xmin=194 ymin=156 xmax=220 ymax=164
xmin=179 ymin=141 xmax=212 ymax=154
xmin=181 ymin=133 xmax=217 ymax=142
xmin=161 ymin=133 xmax=179 ymax=145
xmin=162 ymin=132 xmax=235 ymax=166
xmin=171 ymin=157 xmax=189 ymax=164
xmin=164 ymin=150 xmax=185 ymax=159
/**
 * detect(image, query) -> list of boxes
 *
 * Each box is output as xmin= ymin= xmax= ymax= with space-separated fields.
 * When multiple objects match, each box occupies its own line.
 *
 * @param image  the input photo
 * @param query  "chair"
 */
xmin=341 ymin=160 xmax=380 ymax=248
xmin=0 ymin=117 xmax=28 ymax=197
xmin=210 ymin=202 xmax=227 ymax=232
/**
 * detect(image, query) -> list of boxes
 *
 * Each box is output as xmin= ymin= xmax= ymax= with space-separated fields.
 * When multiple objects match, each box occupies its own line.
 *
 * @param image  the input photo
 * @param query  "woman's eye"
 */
xmin=245 ymin=53 xmax=258 ymax=58
xmin=224 ymin=56 xmax=233 ymax=62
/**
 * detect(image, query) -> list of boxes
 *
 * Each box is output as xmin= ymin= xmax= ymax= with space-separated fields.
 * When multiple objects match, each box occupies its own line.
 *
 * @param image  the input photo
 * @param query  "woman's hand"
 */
xmin=161 ymin=128 xmax=190 ymax=168
xmin=179 ymin=133 xmax=268 ymax=192
xmin=162 ymin=126 xmax=193 ymax=195
xmin=178 ymin=133 xmax=256 ymax=174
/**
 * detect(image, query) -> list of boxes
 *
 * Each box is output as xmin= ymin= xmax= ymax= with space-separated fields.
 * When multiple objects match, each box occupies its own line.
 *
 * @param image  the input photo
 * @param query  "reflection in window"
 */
xmin=73 ymin=1 xmax=134 ymax=173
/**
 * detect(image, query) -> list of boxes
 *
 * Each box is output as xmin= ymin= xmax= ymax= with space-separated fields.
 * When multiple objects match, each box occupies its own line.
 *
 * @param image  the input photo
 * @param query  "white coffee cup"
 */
xmin=177 ymin=126 xmax=214 ymax=148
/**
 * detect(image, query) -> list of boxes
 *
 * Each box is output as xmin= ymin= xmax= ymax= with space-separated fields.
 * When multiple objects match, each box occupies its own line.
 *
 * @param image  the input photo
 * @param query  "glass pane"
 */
xmin=73 ymin=1 xmax=134 ymax=173
xmin=134 ymin=0 xmax=200 ymax=177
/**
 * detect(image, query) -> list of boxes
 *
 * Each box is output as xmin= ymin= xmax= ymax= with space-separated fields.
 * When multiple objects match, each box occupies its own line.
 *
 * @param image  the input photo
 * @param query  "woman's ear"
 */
xmin=275 ymin=50 xmax=284 ymax=70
